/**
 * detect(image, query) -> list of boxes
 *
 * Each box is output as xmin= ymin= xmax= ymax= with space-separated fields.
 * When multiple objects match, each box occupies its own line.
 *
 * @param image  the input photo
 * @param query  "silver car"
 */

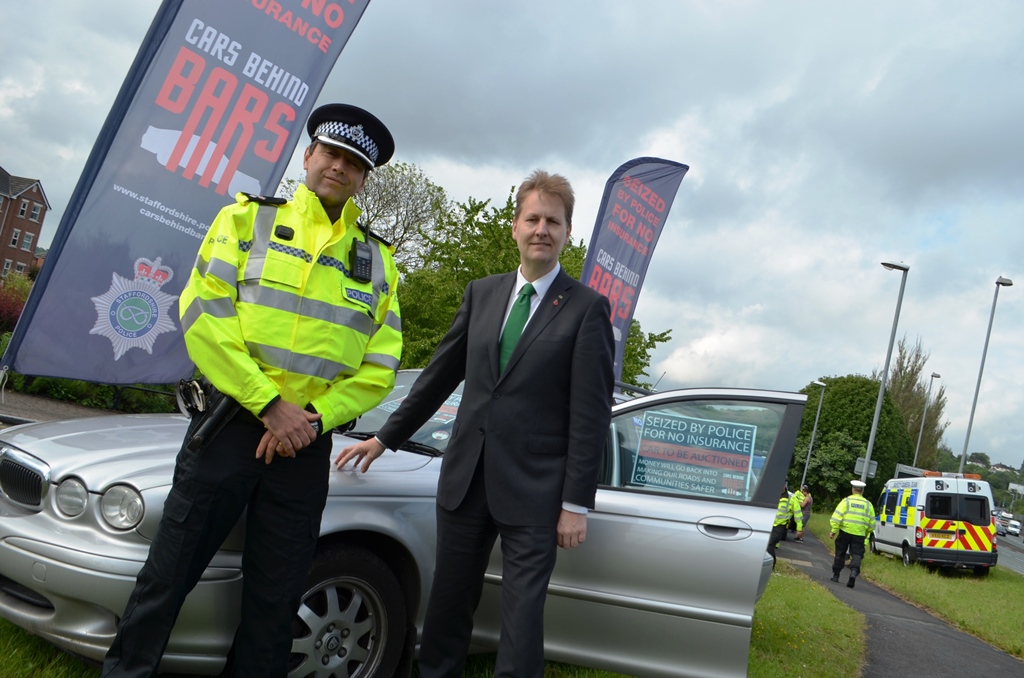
xmin=0 ymin=371 xmax=805 ymax=677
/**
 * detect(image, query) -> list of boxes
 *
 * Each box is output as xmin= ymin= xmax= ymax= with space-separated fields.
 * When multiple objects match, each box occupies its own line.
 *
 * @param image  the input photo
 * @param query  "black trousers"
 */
xmin=417 ymin=460 xmax=558 ymax=678
xmin=767 ymin=523 xmax=788 ymax=568
xmin=102 ymin=410 xmax=332 ymax=678
xmin=832 ymin=530 xmax=866 ymax=578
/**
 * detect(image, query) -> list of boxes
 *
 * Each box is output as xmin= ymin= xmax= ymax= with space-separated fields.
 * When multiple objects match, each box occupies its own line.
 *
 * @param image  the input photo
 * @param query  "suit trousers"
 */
xmin=418 ymin=459 xmax=558 ymax=678
xmin=102 ymin=409 xmax=332 ymax=678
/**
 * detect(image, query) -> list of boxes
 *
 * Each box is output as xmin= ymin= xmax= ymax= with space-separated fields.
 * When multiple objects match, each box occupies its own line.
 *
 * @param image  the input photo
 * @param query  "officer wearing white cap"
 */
xmin=829 ymin=479 xmax=876 ymax=588
xmin=103 ymin=104 xmax=401 ymax=678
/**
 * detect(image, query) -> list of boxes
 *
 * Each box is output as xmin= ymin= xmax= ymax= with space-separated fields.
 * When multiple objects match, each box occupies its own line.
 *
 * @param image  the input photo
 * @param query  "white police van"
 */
xmin=872 ymin=465 xmax=997 ymax=576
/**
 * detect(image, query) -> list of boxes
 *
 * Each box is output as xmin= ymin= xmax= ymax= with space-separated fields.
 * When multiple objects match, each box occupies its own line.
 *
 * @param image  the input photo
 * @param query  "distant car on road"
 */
xmin=0 ymin=370 xmax=805 ymax=677
xmin=1009 ymin=519 xmax=1021 ymax=537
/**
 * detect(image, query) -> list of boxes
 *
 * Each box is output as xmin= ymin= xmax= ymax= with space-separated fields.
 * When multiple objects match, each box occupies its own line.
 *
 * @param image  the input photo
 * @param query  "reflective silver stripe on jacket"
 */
xmin=236 ymin=285 xmax=373 ymax=334
xmin=180 ymin=296 xmax=237 ymax=334
xmin=246 ymin=342 xmax=357 ymax=381
xmin=242 ymin=206 xmax=278 ymax=280
xmin=363 ymin=352 xmax=401 ymax=371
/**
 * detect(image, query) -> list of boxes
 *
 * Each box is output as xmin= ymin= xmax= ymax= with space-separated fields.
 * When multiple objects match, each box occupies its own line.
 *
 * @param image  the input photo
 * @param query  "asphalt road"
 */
xmin=781 ymin=532 xmax=1024 ymax=678
xmin=998 ymin=534 xmax=1024 ymax=575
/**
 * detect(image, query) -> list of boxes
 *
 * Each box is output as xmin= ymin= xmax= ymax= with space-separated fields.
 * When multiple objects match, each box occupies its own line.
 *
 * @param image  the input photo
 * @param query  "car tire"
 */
xmin=288 ymin=545 xmax=406 ymax=678
xmin=869 ymin=535 xmax=879 ymax=555
xmin=901 ymin=545 xmax=914 ymax=567
xmin=974 ymin=566 xmax=990 ymax=577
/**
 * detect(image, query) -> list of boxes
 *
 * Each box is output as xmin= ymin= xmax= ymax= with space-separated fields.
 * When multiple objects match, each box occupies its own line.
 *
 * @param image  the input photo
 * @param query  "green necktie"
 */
xmin=499 ymin=283 xmax=535 ymax=372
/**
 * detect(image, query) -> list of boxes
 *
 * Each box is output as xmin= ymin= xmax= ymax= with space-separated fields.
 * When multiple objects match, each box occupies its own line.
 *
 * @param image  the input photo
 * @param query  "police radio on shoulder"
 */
xmin=350 ymin=238 xmax=372 ymax=283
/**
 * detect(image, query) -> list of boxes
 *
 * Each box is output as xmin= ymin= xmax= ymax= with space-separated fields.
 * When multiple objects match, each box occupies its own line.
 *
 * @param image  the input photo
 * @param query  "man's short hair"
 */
xmin=515 ymin=170 xmax=575 ymax=225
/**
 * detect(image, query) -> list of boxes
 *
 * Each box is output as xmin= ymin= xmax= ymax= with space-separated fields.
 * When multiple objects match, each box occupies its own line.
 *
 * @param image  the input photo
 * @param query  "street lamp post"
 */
xmin=959 ymin=276 xmax=1013 ymax=473
xmin=912 ymin=372 xmax=940 ymax=468
xmin=863 ymin=261 xmax=910 ymax=483
xmin=799 ymin=380 xmax=826 ymax=488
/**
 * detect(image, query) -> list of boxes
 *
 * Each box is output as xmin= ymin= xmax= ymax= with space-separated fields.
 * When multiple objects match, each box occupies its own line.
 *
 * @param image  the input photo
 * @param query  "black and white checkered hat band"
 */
xmin=314 ymin=121 xmax=379 ymax=166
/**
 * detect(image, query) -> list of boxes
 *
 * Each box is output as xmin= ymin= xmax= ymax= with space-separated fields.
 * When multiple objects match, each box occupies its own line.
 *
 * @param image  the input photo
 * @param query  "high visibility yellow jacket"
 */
xmin=179 ymin=185 xmax=402 ymax=430
xmin=830 ymin=493 xmax=876 ymax=537
xmin=774 ymin=494 xmax=803 ymax=530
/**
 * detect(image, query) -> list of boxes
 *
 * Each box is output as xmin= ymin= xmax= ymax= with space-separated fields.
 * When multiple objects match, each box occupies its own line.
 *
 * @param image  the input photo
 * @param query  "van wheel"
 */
xmin=288 ymin=545 xmax=406 ymax=678
xmin=901 ymin=545 xmax=914 ymax=567
xmin=974 ymin=566 xmax=990 ymax=577
xmin=869 ymin=535 xmax=879 ymax=555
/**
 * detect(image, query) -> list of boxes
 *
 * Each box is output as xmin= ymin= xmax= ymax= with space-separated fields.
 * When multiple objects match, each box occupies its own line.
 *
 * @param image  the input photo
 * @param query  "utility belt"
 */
xmin=176 ymin=378 xmax=243 ymax=452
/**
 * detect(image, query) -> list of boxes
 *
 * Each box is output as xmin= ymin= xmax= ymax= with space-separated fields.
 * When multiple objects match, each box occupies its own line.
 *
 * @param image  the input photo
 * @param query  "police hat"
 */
xmin=851 ymin=480 xmax=866 ymax=489
xmin=306 ymin=104 xmax=395 ymax=169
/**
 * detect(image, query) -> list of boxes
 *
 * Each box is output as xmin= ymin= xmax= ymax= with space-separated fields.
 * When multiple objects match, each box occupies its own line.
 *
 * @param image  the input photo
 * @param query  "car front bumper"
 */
xmin=0 ymin=504 xmax=242 ymax=675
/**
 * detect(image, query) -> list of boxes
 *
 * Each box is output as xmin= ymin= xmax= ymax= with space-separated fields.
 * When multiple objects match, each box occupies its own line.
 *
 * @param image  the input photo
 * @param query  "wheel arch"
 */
xmin=314 ymin=529 xmax=423 ymax=626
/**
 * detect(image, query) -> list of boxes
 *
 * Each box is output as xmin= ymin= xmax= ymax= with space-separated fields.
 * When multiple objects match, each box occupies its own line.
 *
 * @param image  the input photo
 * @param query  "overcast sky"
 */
xmin=3 ymin=1 xmax=1023 ymax=468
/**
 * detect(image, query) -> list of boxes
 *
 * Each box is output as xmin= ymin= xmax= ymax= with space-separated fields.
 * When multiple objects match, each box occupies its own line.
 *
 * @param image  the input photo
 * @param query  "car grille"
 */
xmin=0 ymin=457 xmax=44 ymax=507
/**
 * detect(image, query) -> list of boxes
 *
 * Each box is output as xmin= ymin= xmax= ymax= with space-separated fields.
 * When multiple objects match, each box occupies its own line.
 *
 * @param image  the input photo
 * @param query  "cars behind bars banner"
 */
xmin=581 ymin=157 xmax=688 ymax=380
xmin=2 ymin=0 xmax=371 ymax=384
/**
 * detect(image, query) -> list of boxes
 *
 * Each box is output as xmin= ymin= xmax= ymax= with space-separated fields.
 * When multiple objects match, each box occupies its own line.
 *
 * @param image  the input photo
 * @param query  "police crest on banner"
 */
xmin=90 ymin=257 xmax=178 ymax=360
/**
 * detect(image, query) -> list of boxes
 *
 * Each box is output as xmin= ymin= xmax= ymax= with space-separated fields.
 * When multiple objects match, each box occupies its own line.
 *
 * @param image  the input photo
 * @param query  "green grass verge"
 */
xmin=0 ymin=619 xmax=97 ymax=678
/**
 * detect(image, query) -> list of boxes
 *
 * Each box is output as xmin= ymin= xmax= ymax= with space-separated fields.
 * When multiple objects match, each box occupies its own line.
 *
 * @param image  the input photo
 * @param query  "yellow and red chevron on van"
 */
xmin=918 ymin=517 xmax=994 ymax=552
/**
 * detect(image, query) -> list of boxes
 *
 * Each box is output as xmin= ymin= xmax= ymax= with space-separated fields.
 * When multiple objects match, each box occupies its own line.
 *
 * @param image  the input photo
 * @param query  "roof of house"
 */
xmin=0 ymin=165 xmax=51 ymax=209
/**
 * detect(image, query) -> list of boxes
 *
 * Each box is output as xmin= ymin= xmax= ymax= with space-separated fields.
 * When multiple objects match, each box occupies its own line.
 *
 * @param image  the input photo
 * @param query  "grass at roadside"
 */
xmin=748 ymin=561 xmax=863 ymax=678
xmin=0 ymin=619 xmax=96 ymax=678
xmin=805 ymin=512 xmax=1024 ymax=659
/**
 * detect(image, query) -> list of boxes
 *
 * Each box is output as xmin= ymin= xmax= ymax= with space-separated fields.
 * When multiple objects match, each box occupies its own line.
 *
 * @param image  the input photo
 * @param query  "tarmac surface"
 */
xmin=778 ymin=531 xmax=1024 ymax=677
xmin=1 ymin=392 xmax=1023 ymax=677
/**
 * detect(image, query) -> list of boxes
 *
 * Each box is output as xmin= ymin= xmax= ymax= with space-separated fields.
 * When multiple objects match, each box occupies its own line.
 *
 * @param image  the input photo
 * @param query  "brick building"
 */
xmin=0 ymin=165 xmax=49 ymax=278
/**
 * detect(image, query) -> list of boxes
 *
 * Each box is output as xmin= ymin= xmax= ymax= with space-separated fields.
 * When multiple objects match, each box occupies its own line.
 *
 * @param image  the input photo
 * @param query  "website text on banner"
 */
xmin=581 ymin=158 xmax=688 ymax=380
xmin=3 ymin=0 xmax=372 ymax=384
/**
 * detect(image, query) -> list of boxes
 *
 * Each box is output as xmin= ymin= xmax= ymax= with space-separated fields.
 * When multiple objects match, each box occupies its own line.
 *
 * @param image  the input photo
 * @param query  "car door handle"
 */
xmin=697 ymin=516 xmax=753 ymax=541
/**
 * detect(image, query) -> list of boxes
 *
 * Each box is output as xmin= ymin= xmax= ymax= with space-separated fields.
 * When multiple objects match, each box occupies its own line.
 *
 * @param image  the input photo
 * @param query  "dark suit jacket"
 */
xmin=378 ymin=268 xmax=615 ymax=526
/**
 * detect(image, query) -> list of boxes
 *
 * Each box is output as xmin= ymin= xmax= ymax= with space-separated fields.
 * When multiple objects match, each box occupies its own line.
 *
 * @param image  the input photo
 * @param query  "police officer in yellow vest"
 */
xmin=102 ymin=104 xmax=402 ymax=678
xmin=830 ymin=479 xmax=876 ymax=589
xmin=767 ymin=484 xmax=803 ymax=568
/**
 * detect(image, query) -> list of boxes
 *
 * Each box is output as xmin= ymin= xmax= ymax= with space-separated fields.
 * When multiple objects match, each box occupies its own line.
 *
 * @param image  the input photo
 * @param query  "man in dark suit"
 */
xmin=335 ymin=170 xmax=615 ymax=677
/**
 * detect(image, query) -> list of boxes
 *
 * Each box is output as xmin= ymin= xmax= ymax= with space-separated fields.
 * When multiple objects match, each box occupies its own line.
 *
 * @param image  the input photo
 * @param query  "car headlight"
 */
xmin=101 ymin=485 xmax=144 ymax=529
xmin=55 ymin=478 xmax=88 ymax=517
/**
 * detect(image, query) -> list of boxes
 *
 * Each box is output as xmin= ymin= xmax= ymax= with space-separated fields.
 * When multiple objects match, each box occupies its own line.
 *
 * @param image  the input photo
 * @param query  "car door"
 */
xmin=474 ymin=387 xmax=805 ymax=678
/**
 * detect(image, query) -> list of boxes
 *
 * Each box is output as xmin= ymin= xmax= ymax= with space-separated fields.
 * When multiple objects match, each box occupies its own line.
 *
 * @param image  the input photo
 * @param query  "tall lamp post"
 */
xmin=912 ymin=372 xmax=940 ymax=467
xmin=959 ymin=276 xmax=1013 ymax=473
xmin=863 ymin=261 xmax=910 ymax=483
xmin=799 ymin=380 xmax=826 ymax=488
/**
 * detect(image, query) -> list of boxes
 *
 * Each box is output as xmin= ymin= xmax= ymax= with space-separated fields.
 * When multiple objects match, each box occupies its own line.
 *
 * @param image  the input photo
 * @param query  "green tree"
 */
xmin=397 ymin=193 xmax=669 ymax=386
xmin=790 ymin=375 xmax=914 ymax=500
xmin=276 ymin=161 xmax=449 ymax=272
xmin=871 ymin=336 xmax=949 ymax=469
xmin=968 ymin=452 xmax=992 ymax=468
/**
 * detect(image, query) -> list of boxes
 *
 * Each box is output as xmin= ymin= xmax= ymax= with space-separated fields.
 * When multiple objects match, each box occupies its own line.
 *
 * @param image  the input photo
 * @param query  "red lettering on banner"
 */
xmin=251 ymin=0 xmax=339 ymax=53
xmin=200 ymin=84 xmax=268 ymax=189
xmin=623 ymin=175 xmax=667 ymax=213
xmin=586 ymin=263 xmax=636 ymax=323
xmin=154 ymin=46 xmax=298 ymax=193
xmin=255 ymin=102 xmax=294 ymax=162
xmin=175 ymin=66 xmax=237 ymax=182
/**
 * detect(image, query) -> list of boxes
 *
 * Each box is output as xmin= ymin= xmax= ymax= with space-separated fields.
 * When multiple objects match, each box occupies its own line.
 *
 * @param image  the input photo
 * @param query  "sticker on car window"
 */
xmin=631 ymin=412 xmax=757 ymax=499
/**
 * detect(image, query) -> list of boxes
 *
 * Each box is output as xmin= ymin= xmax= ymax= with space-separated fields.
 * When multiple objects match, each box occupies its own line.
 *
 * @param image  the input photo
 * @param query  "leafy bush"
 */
xmin=0 ymin=272 xmax=33 ymax=334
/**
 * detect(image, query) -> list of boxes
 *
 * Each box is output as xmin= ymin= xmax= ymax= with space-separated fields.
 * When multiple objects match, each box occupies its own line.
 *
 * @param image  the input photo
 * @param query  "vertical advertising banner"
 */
xmin=3 ymin=0 xmax=371 ymax=384
xmin=581 ymin=158 xmax=688 ymax=379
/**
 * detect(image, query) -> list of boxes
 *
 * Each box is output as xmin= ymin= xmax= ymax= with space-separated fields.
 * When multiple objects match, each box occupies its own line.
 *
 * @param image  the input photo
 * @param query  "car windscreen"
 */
xmin=346 ymin=371 xmax=463 ymax=455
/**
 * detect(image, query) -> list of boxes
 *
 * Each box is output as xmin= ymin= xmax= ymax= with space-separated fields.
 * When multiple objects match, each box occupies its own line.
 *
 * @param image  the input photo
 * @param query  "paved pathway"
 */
xmin=0 ymin=390 xmax=119 ymax=425
xmin=779 ymin=532 xmax=1024 ymax=677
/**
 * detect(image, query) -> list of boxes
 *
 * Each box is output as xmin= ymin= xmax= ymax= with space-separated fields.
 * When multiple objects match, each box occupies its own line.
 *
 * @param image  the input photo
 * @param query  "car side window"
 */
xmin=603 ymin=398 xmax=787 ymax=503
